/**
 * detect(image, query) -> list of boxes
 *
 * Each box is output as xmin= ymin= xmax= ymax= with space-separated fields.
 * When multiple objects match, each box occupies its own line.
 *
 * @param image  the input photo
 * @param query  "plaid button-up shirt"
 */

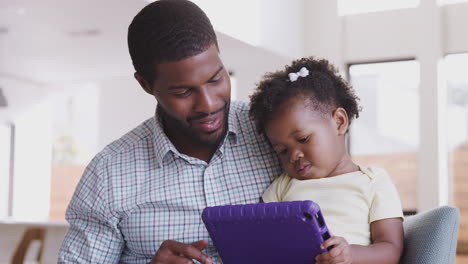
xmin=58 ymin=101 xmax=282 ymax=263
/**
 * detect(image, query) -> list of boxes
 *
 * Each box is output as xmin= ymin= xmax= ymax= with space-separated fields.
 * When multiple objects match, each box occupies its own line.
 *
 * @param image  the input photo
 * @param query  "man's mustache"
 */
xmin=187 ymin=105 xmax=227 ymax=122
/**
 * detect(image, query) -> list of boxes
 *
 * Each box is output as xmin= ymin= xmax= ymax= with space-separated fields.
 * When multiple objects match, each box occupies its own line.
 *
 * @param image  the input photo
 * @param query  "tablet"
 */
xmin=202 ymin=200 xmax=330 ymax=264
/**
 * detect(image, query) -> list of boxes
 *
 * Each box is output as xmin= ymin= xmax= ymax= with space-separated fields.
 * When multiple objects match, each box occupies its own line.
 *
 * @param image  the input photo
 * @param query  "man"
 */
xmin=58 ymin=0 xmax=281 ymax=263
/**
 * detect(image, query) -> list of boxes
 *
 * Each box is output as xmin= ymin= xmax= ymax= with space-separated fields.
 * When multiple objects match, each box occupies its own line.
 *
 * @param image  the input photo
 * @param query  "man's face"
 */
xmin=142 ymin=44 xmax=231 ymax=147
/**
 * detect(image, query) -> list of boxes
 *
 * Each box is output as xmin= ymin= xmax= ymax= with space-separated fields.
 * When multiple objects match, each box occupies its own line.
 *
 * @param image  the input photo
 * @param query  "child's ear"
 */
xmin=332 ymin=107 xmax=349 ymax=136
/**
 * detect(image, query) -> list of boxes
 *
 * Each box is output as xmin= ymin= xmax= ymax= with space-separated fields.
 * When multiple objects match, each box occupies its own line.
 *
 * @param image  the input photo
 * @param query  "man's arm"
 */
xmin=58 ymin=155 xmax=124 ymax=263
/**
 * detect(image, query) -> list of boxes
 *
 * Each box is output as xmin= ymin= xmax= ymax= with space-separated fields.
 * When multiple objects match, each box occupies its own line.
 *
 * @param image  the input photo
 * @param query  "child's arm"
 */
xmin=316 ymin=218 xmax=403 ymax=264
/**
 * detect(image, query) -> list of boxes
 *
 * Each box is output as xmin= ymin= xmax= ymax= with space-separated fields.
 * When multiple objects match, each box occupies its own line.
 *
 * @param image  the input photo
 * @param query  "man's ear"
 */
xmin=332 ymin=107 xmax=349 ymax=136
xmin=134 ymin=72 xmax=154 ymax=95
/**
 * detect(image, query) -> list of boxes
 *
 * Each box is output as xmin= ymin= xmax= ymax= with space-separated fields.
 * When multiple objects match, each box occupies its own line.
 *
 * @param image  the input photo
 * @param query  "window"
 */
xmin=444 ymin=53 xmax=468 ymax=241
xmin=348 ymin=60 xmax=420 ymax=212
xmin=338 ymin=0 xmax=420 ymax=16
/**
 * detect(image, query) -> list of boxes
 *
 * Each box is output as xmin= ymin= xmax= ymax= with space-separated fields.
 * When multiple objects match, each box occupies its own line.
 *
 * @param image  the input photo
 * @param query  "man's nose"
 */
xmin=194 ymin=88 xmax=217 ymax=114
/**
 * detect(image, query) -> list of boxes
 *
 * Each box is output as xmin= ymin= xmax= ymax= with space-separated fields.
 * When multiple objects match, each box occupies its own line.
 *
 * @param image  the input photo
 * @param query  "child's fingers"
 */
xmin=315 ymin=246 xmax=344 ymax=261
xmin=315 ymin=251 xmax=331 ymax=263
xmin=317 ymin=237 xmax=349 ymax=263
xmin=320 ymin=236 xmax=346 ymax=250
xmin=328 ymin=244 xmax=346 ymax=258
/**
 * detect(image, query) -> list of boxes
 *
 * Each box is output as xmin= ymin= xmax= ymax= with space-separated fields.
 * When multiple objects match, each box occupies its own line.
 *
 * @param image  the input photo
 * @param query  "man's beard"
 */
xmin=157 ymin=102 xmax=230 ymax=147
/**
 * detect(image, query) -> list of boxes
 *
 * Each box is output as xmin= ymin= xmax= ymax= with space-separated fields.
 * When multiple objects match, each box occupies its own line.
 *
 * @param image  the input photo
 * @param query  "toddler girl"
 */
xmin=249 ymin=57 xmax=404 ymax=264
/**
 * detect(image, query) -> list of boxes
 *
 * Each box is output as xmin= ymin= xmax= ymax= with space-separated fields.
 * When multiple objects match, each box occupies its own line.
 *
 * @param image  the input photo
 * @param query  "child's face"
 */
xmin=265 ymin=96 xmax=349 ymax=180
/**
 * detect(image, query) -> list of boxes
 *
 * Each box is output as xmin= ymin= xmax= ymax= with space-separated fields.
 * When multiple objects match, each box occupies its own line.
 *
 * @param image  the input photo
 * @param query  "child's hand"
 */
xmin=315 ymin=236 xmax=352 ymax=264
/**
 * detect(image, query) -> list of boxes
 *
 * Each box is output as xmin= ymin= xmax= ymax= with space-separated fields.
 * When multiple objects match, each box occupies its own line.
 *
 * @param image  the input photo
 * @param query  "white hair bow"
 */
xmin=288 ymin=67 xmax=309 ymax=82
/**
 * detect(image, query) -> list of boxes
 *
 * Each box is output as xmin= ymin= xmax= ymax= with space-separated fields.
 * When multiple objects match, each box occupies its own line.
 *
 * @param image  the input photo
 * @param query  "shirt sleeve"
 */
xmin=369 ymin=168 xmax=404 ymax=223
xmin=262 ymin=173 xmax=288 ymax=203
xmin=58 ymin=154 xmax=124 ymax=263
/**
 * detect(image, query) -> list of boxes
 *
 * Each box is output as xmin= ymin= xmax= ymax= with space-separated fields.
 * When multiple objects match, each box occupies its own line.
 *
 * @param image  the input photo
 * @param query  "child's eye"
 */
xmin=277 ymin=149 xmax=287 ymax=155
xmin=298 ymin=136 xmax=309 ymax=143
xmin=208 ymin=77 xmax=221 ymax=84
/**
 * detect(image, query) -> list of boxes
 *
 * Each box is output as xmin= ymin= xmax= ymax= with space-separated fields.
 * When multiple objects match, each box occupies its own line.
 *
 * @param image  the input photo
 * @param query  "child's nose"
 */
xmin=289 ymin=150 xmax=304 ymax=163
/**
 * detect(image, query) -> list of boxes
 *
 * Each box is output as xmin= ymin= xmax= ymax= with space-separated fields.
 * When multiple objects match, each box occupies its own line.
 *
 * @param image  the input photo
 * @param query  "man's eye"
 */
xmin=298 ymin=136 xmax=309 ymax=143
xmin=174 ymin=89 xmax=192 ymax=97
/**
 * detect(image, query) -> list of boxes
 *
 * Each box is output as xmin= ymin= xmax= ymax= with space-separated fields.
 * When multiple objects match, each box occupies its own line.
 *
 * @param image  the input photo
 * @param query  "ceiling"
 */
xmin=0 ymin=0 xmax=147 ymax=84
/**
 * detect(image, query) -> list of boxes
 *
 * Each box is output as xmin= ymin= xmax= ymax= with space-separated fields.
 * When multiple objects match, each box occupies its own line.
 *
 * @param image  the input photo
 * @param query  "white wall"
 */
xmin=343 ymin=9 xmax=420 ymax=62
xmin=13 ymin=100 xmax=53 ymax=220
xmin=304 ymin=0 xmax=344 ymax=69
xmin=258 ymin=0 xmax=305 ymax=59
xmin=444 ymin=3 xmax=468 ymax=53
xmin=0 ymin=76 xmax=50 ymax=123
xmin=194 ymin=0 xmax=305 ymax=60
xmin=97 ymin=75 xmax=156 ymax=150
xmin=192 ymin=0 xmax=262 ymax=47
xmin=218 ymin=32 xmax=291 ymax=102
xmin=0 ymin=123 xmax=11 ymax=218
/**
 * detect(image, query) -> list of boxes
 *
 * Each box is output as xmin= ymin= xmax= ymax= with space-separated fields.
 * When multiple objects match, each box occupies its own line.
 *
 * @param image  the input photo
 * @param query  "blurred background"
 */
xmin=0 ymin=0 xmax=467 ymax=262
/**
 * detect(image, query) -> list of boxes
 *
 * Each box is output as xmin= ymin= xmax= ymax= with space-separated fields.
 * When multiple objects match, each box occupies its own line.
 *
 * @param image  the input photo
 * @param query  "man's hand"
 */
xmin=315 ymin=236 xmax=352 ymax=264
xmin=150 ymin=240 xmax=213 ymax=264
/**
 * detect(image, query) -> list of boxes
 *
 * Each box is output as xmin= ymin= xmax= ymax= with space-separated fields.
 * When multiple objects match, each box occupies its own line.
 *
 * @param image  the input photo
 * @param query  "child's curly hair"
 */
xmin=249 ymin=57 xmax=360 ymax=134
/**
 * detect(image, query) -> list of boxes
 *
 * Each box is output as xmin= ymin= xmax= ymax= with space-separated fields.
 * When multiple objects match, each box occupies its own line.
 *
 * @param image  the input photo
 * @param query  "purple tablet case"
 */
xmin=202 ymin=200 xmax=330 ymax=264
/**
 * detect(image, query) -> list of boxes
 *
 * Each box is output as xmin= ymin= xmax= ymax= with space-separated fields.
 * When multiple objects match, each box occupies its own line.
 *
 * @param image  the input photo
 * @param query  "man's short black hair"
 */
xmin=128 ymin=0 xmax=218 ymax=84
xmin=249 ymin=57 xmax=361 ymax=134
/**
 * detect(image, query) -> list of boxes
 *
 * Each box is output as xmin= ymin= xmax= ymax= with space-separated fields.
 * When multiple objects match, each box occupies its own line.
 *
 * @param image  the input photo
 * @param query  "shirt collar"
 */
xmin=226 ymin=101 xmax=239 ymax=144
xmin=151 ymin=113 xmax=176 ymax=168
xmin=152 ymin=102 xmax=240 ymax=167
